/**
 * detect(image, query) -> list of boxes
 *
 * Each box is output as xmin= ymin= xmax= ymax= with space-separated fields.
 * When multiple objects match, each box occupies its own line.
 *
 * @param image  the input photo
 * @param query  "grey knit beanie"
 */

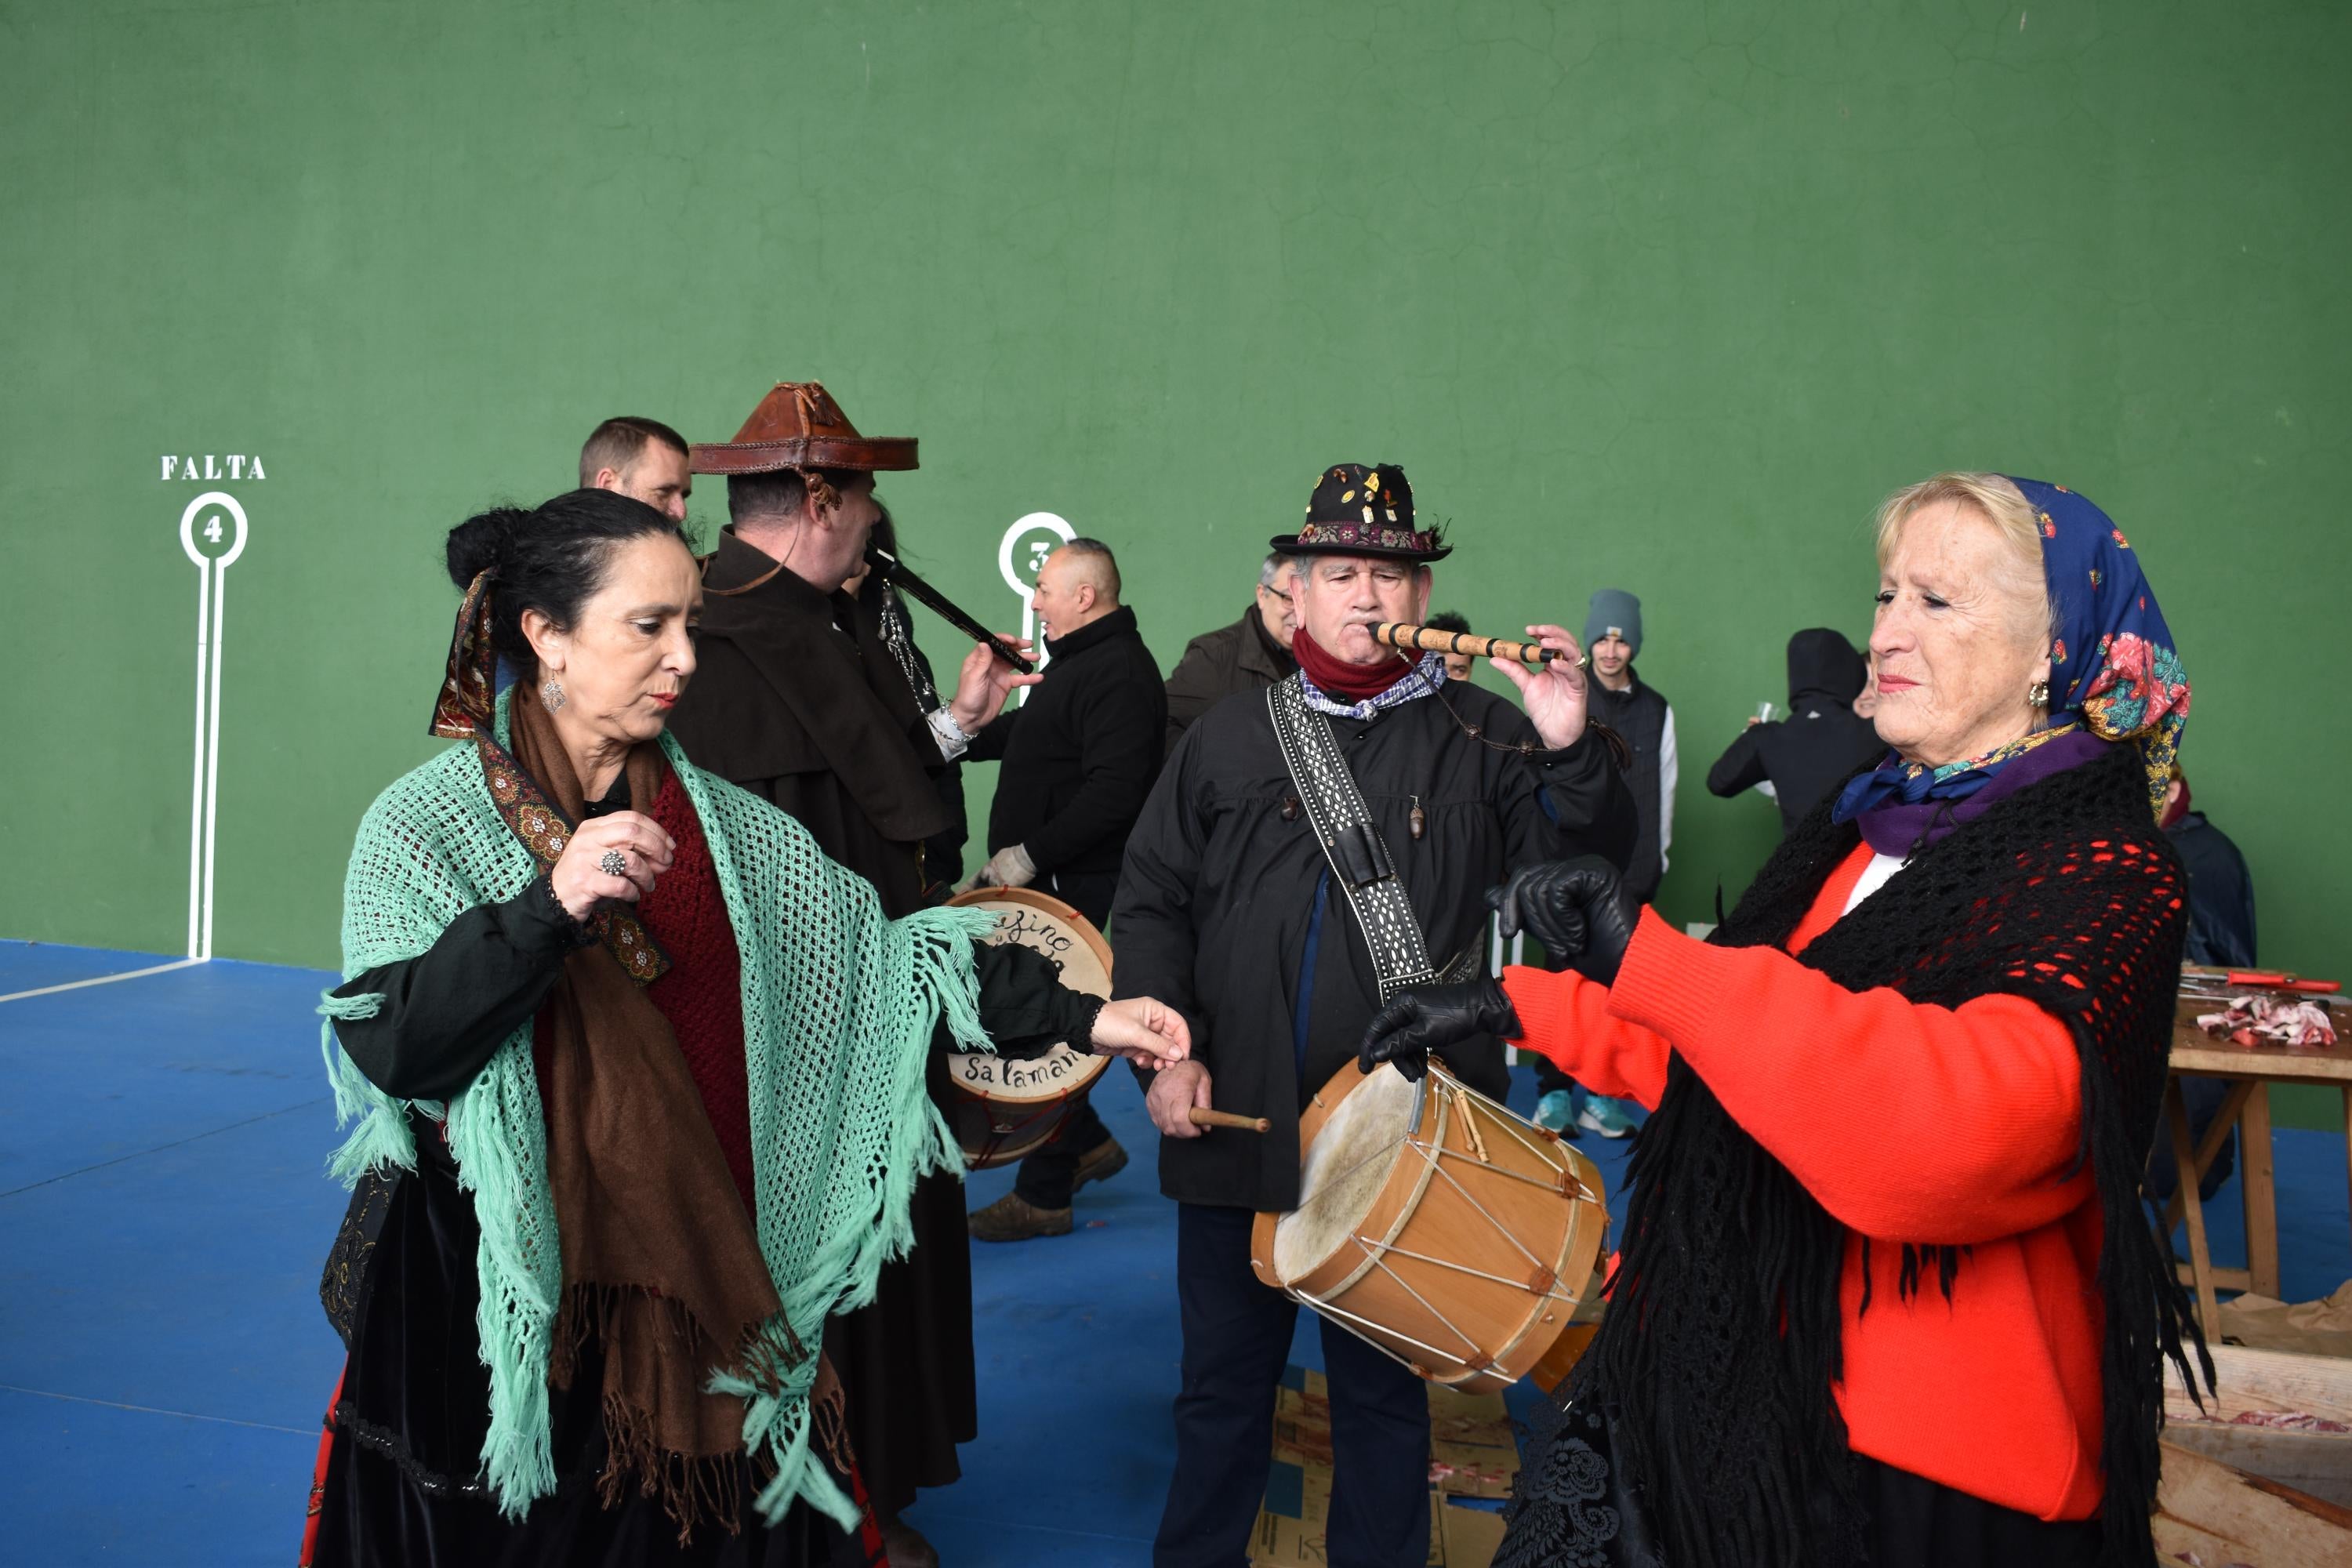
xmin=1583 ymin=589 xmax=1642 ymax=657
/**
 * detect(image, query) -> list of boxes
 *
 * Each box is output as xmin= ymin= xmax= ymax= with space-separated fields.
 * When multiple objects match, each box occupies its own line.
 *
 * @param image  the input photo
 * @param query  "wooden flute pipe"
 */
xmin=1187 ymin=1107 xmax=1272 ymax=1133
xmin=1373 ymin=622 xmax=1563 ymax=666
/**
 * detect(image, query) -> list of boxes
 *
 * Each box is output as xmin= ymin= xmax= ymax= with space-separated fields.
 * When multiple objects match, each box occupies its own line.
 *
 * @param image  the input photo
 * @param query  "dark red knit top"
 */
xmin=637 ymin=768 xmax=757 ymax=1214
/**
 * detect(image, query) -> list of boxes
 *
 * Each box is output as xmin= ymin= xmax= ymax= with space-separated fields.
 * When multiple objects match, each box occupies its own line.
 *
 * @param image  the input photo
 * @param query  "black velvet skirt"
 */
xmin=306 ymin=1123 xmax=873 ymax=1568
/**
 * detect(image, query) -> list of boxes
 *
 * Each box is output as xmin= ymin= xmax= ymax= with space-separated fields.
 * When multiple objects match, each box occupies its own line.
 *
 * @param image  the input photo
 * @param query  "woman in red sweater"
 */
xmin=1363 ymin=474 xmax=2201 ymax=1568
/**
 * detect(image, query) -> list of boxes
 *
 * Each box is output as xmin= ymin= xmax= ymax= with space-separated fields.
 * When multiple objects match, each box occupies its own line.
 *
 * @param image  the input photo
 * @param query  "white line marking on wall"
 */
xmin=0 ymin=957 xmax=204 ymax=1004
xmin=178 ymin=492 xmax=248 ymax=961
xmin=996 ymin=512 xmax=1073 ymax=704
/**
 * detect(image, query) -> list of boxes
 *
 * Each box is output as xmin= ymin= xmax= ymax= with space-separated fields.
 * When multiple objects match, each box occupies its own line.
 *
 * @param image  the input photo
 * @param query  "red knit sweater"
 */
xmin=1501 ymin=842 xmax=2107 ymax=1523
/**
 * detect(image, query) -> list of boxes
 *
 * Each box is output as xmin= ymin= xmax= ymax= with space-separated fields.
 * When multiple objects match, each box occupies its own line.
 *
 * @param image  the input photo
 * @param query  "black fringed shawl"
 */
xmin=1554 ymin=742 xmax=2207 ymax=1568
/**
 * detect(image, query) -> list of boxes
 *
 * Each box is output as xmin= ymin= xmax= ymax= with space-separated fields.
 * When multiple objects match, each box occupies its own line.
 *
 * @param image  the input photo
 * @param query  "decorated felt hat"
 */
xmin=690 ymin=381 xmax=918 ymax=476
xmin=1269 ymin=463 xmax=1449 ymax=563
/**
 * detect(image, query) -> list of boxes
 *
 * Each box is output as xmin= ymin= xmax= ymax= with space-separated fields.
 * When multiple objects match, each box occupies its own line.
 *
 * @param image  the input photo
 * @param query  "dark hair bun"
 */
xmin=445 ymin=506 xmax=534 ymax=590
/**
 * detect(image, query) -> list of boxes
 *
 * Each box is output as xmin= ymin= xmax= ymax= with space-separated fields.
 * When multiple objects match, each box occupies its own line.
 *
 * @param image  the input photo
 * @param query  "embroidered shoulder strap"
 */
xmin=1266 ymin=676 xmax=1439 ymax=1001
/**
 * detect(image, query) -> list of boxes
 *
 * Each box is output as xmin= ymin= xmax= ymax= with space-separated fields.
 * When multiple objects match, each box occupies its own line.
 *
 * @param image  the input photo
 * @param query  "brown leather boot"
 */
xmin=967 ymin=1191 xmax=1073 ymax=1242
xmin=1071 ymin=1135 xmax=1128 ymax=1193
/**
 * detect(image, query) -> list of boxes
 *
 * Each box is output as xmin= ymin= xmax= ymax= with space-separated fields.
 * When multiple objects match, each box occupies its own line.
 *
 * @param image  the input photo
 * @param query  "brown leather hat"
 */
xmin=689 ymin=381 xmax=918 ymax=475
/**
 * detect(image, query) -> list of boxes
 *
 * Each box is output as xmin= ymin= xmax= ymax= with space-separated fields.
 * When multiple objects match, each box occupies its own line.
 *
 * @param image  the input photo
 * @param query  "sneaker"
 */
xmin=1575 ymin=1094 xmax=1637 ymax=1139
xmin=1534 ymin=1090 xmax=1578 ymax=1135
xmin=1071 ymin=1135 xmax=1129 ymax=1193
xmin=967 ymin=1191 xmax=1073 ymax=1242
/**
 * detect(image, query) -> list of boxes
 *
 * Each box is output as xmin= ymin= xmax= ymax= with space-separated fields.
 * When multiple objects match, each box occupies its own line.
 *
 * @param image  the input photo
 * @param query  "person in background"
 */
xmin=2145 ymin=760 xmax=2258 ymax=1204
xmin=1426 ymin=609 xmax=1477 ymax=681
xmin=846 ymin=509 xmax=971 ymax=894
xmin=579 ymin=415 xmax=692 ymax=522
xmin=1163 ymin=551 xmax=1299 ymax=753
xmin=2162 ymin=763 xmax=2256 ymax=967
xmin=664 ymin=381 xmax=1035 ymax=1567
xmin=1532 ymin=588 xmax=1674 ymax=1138
xmin=964 ymin=538 xmax=1168 ymax=1242
xmin=1706 ymin=627 xmax=1886 ymax=834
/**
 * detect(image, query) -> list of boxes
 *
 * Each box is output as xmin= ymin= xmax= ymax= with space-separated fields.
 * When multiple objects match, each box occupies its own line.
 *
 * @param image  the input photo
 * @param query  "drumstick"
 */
xmin=1188 ymin=1107 xmax=1272 ymax=1134
xmin=1372 ymin=621 xmax=1584 ymax=668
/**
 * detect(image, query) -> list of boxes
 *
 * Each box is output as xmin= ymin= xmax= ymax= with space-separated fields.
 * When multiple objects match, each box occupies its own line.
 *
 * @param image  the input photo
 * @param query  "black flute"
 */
xmin=865 ymin=546 xmax=1037 ymax=674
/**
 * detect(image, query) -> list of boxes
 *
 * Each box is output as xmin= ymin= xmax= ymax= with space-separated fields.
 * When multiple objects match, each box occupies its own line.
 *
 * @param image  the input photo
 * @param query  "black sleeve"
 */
xmin=1162 ymin=637 xmax=1220 ymax=756
xmin=1107 ymin=731 xmax=1211 ymax=1088
xmin=967 ymin=706 xmax=1021 ymax=764
xmin=1706 ymin=725 xmax=1770 ymax=798
xmin=329 ymin=876 xmax=590 ymax=1102
xmin=1025 ymin=671 xmax=1165 ymax=872
xmin=1504 ymin=723 xmax=1639 ymax=873
xmin=965 ymin=939 xmax=1106 ymax=1059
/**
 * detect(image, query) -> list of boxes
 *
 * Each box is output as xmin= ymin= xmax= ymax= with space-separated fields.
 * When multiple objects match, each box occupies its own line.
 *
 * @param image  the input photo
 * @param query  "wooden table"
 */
xmin=2165 ymin=993 xmax=2352 ymax=1338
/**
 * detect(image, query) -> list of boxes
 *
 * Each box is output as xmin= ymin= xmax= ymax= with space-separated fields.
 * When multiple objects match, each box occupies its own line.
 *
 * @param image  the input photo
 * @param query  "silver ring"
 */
xmin=599 ymin=850 xmax=627 ymax=877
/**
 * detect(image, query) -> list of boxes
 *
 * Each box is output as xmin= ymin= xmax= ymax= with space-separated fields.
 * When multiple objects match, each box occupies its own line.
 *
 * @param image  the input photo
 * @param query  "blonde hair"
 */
xmin=1872 ymin=471 xmax=2057 ymax=644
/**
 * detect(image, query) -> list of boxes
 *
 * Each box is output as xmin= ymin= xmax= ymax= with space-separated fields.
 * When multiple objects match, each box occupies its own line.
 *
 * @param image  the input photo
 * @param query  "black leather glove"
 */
xmin=1358 ymin=978 xmax=1523 ymax=1083
xmin=1486 ymin=855 xmax=1640 ymax=986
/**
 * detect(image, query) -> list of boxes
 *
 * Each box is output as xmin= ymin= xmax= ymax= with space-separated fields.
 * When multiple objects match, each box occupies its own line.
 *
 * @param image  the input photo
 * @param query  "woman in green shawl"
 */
xmin=303 ymin=489 xmax=1189 ymax=1567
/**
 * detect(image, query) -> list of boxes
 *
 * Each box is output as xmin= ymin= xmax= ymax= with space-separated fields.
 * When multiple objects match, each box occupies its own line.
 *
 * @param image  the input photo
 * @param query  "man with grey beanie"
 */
xmin=1533 ymin=587 xmax=1677 ymax=1139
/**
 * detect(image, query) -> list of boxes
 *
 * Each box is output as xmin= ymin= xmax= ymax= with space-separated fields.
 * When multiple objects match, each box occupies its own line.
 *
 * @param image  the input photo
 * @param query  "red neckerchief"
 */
xmin=1292 ymin=627 xmax=1417 ymax=701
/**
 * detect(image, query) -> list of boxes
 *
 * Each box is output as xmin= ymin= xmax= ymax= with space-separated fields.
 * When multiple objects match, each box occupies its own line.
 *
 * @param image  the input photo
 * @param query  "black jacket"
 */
xmin=1112 ymin=681 xmax=1638 ymax=1210
xmin=1706 ymin=628 xmax=1885 ymax=834
xmin=971 ymin=604 xmax=1167 ymax=878
xmin=1163 ymin=604 xmax=1294 ymax=755
xmin=1586 ymin=668 xmax=1671 ymax=901
xmin=2168 ymin=811 xmax=2258 ymax=967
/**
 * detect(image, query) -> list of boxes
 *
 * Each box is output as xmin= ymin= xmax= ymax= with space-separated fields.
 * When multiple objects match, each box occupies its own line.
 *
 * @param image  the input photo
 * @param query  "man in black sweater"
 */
xmin=964 ymin=537 xmax=1169 ymax=1240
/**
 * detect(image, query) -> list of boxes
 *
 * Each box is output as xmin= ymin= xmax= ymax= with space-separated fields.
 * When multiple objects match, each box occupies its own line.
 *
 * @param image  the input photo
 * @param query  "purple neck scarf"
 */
xmin=1855 ymin=728 xmax=2111 ymax=858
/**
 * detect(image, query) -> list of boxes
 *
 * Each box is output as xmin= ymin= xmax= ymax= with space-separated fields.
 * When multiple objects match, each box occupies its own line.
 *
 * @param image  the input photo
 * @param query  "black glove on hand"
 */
xmin=1358 ymin=978 xmax=1523 ymax=1083
xmin=1486 ymin=855 xmax=1641 ymax=986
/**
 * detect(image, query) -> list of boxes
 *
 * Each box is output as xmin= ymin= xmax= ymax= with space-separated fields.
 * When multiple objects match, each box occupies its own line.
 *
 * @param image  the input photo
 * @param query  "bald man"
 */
xmin=964 ymin=539 xmax=1169 ymax=1239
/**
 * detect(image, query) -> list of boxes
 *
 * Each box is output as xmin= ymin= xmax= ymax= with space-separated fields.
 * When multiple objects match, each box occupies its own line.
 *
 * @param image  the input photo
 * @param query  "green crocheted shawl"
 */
xmin=318 ymin=698 xmax=996 ymax=1529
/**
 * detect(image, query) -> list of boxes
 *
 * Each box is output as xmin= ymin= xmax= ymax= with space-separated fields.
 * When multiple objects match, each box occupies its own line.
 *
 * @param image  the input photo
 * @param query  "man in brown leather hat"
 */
xmin=666 ymin=380 xmax=1034 ymax=1566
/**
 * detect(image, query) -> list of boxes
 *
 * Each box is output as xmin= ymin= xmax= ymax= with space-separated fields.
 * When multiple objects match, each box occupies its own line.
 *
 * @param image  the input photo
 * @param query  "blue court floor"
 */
xmin=2 ymin=939 xmax=2347 ymax=1566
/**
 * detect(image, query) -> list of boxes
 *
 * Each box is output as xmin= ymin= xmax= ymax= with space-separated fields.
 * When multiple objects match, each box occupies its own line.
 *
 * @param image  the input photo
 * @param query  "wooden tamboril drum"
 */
xmin=942 ymin=887 xmax=1113 ymax=1169
xmin=1250 ymin=1059 xmax=1607 ymax=1390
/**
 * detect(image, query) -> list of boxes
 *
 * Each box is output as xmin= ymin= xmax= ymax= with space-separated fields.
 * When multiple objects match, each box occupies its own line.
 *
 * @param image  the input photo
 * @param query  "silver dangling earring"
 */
xmin=539 ymin=677 xmax=566 ymax=713
xmin=2027 ymin=678 xmax=2049 ymax=709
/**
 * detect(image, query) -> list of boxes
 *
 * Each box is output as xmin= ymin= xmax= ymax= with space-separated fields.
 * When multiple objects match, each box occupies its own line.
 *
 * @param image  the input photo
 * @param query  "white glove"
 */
xmin=968 ymin=843 xmax=1037 ymax=891
xmin=981 ymin=843 xmax=1038 ymax=888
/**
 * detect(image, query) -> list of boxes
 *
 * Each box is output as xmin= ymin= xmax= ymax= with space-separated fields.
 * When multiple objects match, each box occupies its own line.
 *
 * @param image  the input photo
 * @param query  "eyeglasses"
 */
xmin=1259 ymin=584 xmax=1294 ymax=604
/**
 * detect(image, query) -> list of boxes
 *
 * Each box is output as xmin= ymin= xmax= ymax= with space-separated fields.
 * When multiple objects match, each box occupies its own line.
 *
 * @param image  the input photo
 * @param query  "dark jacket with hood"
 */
xmin=1707 ymin=627 xmax=1886 ymax=835
xmin=1163 ymin=602 xmax=1296 ymax=755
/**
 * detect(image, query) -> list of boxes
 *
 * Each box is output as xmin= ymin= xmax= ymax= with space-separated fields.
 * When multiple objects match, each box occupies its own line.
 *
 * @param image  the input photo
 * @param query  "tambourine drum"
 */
xmin=1250 ymin=1059 xmax=1607 ymax=1390
xmin=942 ymin=887 xmax=1114 ymax=1169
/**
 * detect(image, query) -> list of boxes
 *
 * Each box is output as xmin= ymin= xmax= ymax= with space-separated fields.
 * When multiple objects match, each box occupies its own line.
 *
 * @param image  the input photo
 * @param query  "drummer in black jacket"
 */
xmin=963 ymin=537 xmax=1168 ymax=1239
xmin=1112 ymin=465 xmax=1635 ymax=1568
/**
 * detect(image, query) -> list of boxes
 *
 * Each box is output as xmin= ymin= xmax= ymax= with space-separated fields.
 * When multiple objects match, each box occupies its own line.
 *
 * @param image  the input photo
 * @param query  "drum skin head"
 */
xmin=1272 ymin=1066 xmax=1420 ymax=1280
xmin=942 ymin=887 xmax=1112 ymax=1167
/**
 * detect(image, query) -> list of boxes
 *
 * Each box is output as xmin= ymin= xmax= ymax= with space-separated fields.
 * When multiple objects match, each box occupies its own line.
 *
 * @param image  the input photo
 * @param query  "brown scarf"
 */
xmin=505 ymin=691 xmax=802 ymax=1536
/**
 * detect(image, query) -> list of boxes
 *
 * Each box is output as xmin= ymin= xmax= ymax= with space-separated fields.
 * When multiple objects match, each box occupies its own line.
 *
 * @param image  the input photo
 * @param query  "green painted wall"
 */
xmin=6 ymin=2 xmax=2345 ymax=1105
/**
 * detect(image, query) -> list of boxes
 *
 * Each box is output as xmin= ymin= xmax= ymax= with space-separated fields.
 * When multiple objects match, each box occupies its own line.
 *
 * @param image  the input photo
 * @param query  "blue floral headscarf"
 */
xmin=1835 ymin=477 xmax=2190 ymax=824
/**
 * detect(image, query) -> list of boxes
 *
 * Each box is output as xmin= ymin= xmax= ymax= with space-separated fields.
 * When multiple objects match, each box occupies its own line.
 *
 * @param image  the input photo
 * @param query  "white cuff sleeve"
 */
xmin=927 ymin=706 xmax=972 ymax=761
